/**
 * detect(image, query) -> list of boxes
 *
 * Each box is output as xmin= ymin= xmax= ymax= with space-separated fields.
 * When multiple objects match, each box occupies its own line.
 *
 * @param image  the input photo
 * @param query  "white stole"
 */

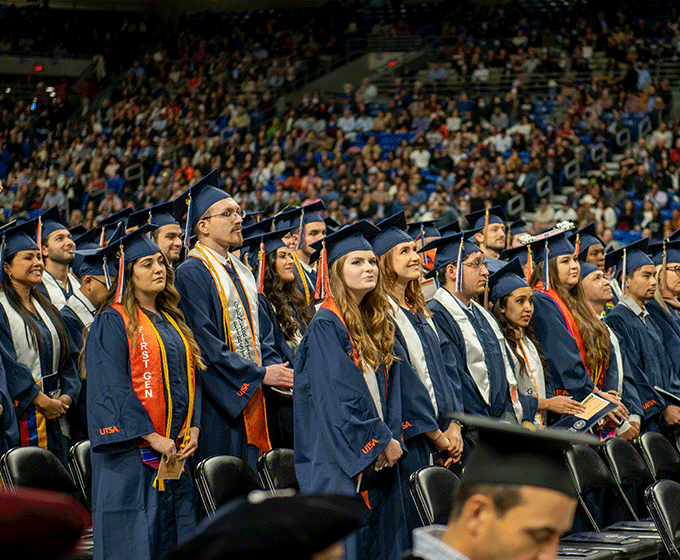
xmin=188 ymin=242 xmax=262 ymax=365
xmin=432 ymin=287 xmax=523 ymax=422
xmin=41 ymin=271 xmax=80 ymax=310
xmin=0 ymin=292 xmax=60 ymax=387
xmin=388 ymin=297 xmax=438 ymax=416
xmin=65 ymin=289 xmax=96 ymax=330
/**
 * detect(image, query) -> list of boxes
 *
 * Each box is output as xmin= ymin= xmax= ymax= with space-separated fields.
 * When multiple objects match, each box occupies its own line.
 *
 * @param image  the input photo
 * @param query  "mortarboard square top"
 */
xmin=579 ymin=261 xmax=601 ymax=280
xmin=465 ymin=205 xmax=506 ymax=230
xmin=242 ymin=228 xmax=294 ymax=268
xmin=39 ymin=206 xmax=68 ymax=240
xmin=484 ymin=256 xmax=505 ymax=275
xmin=310 ymin=220 xmax=380 ymax=268
xmin=437 ymin=221 xmax=461 ymax=237
xmin=449 ymin=413 xmax=600 ymax=498
xmin=70 ymin=247 xmax=119 ymax=278
xmin=1 ymin=218 xmax=39 ymax=258
xmin=272 ymin=206 xmax=302 ymax=232
xmin=369 ymin=211 xmax=413 ymax=258
xmin=509 ymin=218 xmax=527 ymax=237
xmin=667 ymin=228 xmax=680 ymax=242
xmin=127 ymin=201 xmax=181 ymax=230
xmin=648 ymin=239 xmax=680 ymax=267
xmin=527 ymin=230 xmax=576 ymax=264
xmin=487 ymin=258 xmax=530 ymax=303
xmin=324 ymin=217 xmax=341 ymax=234
xmin=499 ymin=245 xmax=530 ymax=267
xmin=605 ymin=237 xmax=653 ymax=277
xmin=406 ymin=220 xmax=441 ymax=240
xmin=99 ymin=224 xmax=161 ymax=266
xmin=241 ymin=217 xmax=274 ymax=241
xmin=419 ymin=228 xmax=483 ymax=279
xmin=186 ymin=169 xmax=230 ymax=232
xmin=97 ymin=207 xmax=132 ymax=229
xmin=568 ymin=222 xmax=603 ymax=260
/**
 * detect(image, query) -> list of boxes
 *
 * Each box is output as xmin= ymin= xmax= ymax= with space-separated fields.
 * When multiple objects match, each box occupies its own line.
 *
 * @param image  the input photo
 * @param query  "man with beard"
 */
xmin=465 ymin=206 xmax=507 ymax=259
xmin=35 ymin=207 xmax=80 ymax=309
xmin=126 ymin=197 xmax=187 ymax=266
xmin=174 ymin=171 xmax=293 ymax=469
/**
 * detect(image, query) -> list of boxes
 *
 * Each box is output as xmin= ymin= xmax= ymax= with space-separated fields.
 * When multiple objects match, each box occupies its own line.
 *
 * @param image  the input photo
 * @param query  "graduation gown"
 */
xmin=293 ymin=306 xmax=410 ymax=560
xmin=292 ymin=253 xmax=317 ymax=307
xmin=605 ymin=302 xmax=672 ymax=433
xmin=0 ymin=359 xmax=19 ymax=455
xmin=646 ymin=299 xmax=680 ymax=397
xmin=36 ymin=270 xmax=80 ymax=310
xmin=428 ymin=289 xmax=523 ymax=422
xmin=175 ymin=251 xmax=267 ymax=469
xmin=85 ymin=307 xmax=200 ymax=560
xmin=0 ymin=297 xmax=80 ymax=467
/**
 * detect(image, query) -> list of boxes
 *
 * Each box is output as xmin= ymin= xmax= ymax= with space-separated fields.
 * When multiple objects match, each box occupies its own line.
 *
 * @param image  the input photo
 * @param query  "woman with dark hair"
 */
xmin=527 ymin=230 xmax=628 ymax=427
xmin=294 ymin=220 xmax=410 ymax=560
xmin=489 ymin=259 xmax=585 ymax=429
xmin=84 ymin=225 xmax=204 ymax=560
xmin=0 ymin=219 xmax=80 ymax=466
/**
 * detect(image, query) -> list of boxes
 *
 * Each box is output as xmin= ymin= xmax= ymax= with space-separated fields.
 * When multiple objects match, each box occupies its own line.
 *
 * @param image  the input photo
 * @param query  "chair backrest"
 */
xmin=195 ymin=455 xmax=263 ymax=516
xmin=257 ymin=448 xmax=299 ymax=494
xmin=67 ymin=440 xmax=92 ymax=511
xmin=565 ymin=443 xmax=638 ymax=531
xmin=638 ymin=432 xmax=680 ymax=481
xmin=0 ymin=446 xmax=78 ymax=496
xmin=408 ymin=465 xmax=460 ymax=526
xmin=644 ymin=479 xmax=680 ymax=560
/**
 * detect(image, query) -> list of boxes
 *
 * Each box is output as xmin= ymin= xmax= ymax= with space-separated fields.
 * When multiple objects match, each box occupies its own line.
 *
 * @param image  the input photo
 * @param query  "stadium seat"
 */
xmin=256 ymin=448 xmax=299 ymax=494
xmin=644 ymin=479 xmax=680 ymax=560
xmin=408 ymin=465 xmax=460 ymax=526
xmin=195 ymin=455 xmax=263 ymax=516
xmin=68 ymin=440 xmax=92 ymax=512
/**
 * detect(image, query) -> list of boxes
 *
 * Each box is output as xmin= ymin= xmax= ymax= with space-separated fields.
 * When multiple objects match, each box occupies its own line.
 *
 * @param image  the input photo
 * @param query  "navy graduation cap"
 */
xmin=437 ymin=221 xmax=461 ymax=237
xmin=38 ymin=206 xmax=68 ymax=242
xmin=0 ymin=218 xmax=39 ymax=288
xmin=127 ymin=200 xmax=183 ymax=230
xmin=499 ymin=244 xmax=530 ymax=266
xmin=98 ymin=224 xmax=161 ymax=303
xmin=98 ymin=208 xmax=132 ymax=230
xmin=296 ymin=200 xmax=326 ymax=250
xmin=369 ymin=211 xmax=412 ymax=258
xmin=508 ymin=218 xmax=527 ymax=238
xmin=419 ymin=228 xmax=483 ymax=284
xmin=324 ymin=217 xmax=341 ymax=234
xmin=310 ymin=220 xmax=380 ymax=301
xmin=241 ymin=217 xmax=274 ymax=241
xmin=465 ymin=205 xmax=506 ymax=230
xmin=522 ymin=223 xmax=576 ymax=290
xmin=568 ymin=222 xmax=603 ymax=260
xmin=667 ymin=229 xmax=680 ymax=242
xmin=648 ymin=239 xmax=680 ymax=267
xmin=70 ymin=246 xmax=119 ymax=286
xmin=487 ymin=258 xmax=530 ymax=304
xmin=484 ymin=256 xmax=505 ymax=276
xmin=604 ymin=237 xmax=652 ymax=297
xmin=406 ymin=220 xmax=440 ymax=241
xmin=241 ymin=228 xmax=294 ymax=294
xmin=183 ymin=169 xmax=229 ymax=241
xmin=69 ymin=225 xmax=87 ymax=238
xmin=579 ymin=261 xmax=601 ymax=280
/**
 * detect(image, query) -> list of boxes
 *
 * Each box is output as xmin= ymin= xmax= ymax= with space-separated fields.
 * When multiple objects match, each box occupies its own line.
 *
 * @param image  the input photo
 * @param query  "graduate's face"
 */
xmin=584 ymin=243 xmax=605 ymax=270
xmin=454 ymin=251 xmax=488 ymax=298
xmin=81 ymin=274 xmax=112 ymax=308
xmin=581 ymin=270 xmax=613 ymax=306
xmin=468 ymin=486 xmax=577 ymax=560
xmin=274 ymin=247 xmax=295 ymax=284
xmin=5 ymin=250 xmax=44 ymax=287
xmin=390 ymin=241 xmax=421 ymax=282
xmin=341 ymin=250 xmax=379 ymax=304
xmin=665 ymin=262 xmax=680 ymax=296
xmin=302 ymin=221 xmax=326 ymax=256
xmin=131 ymin=252 xmax=166 ymax=299
xmin=477 ymin=223 xmax=506 ymax=252
xmin=43 ymin=229 xmax=76 ymax=265
xmin=500 ymin=287 xmax=534 ymax=329
xmin=153 ymin=223 xmax=183 ymax=264
xmin=555 ymin=254 xmax=580 ymax=290
xmin=626 ymin=264 xmax=657 ymax=303
xmin=198 ymin=198 xmax=243 ymax=250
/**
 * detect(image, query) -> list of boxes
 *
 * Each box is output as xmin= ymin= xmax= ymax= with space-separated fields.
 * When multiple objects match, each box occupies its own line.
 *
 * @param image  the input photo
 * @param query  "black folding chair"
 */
xmin=644 ymin=479 xmax=680 ymax=560
xmin=637 ymin=431 xmax=680 ymax=482
xmin=195 ymin=455 xmax=263 ymax=516
xmin=408 ymin=465 xmax=460 ymax=526
xmin=68 ymin=440 xmax=92 ymax=512
xmin=257 ymin=448 xmax=299 ymax=494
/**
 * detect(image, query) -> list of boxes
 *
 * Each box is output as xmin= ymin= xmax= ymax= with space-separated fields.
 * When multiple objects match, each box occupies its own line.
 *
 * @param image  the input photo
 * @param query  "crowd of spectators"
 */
xmin=0 ymin=3 xmax=678 ymax=248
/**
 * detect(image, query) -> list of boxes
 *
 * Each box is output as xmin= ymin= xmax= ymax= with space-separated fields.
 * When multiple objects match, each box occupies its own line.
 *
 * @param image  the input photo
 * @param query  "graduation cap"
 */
xmin=70 ymin=246 xmax=118 ymax=285
xmin=667 ymin=229 xmax=680 ymax=242
xmin=242 ymin=228 xmax=294 ymax=294
xmin=127 ymin=200 xmax=183 ymax=230
xmin=568 ymin=222 xmax=603 ymax=260
xmin=604 ymin=237 xmax=652 ymax=297
xmin=166 ymin=491 xmax=364 ymax=560
xmin=324 ymin=216 xmax=341 ymax=234
xmin=38 ymin=206 xmax=68 ymax=242
xmin=0 ymin=218 xmax=39 ymax=288
xmin=523 ymin=223 xmax=576 ymax=290
xmin=97 ymin=208 xmax=132 ymax=230
xmin=406 ymin=220 xmax=441 ymax=241
xmin=648 ymin=239 xmax=680 ymax=267
xmin=272 ymin=206 xmax=301 ymax=232
xmin=419 ymin=228 xmax=482 ymax=285
xmin=487 ymin=258 xmax=530 ymax=304
xmin=465 ymin=205 xmax=506 ymax=231
xmin=508 ymin=218 xmax=527 ymax=238
xmin=438 ymin=221 xmax=461 ymax=237
xmin=579 ymin=261 xmax=601 ymax=281
xmin=449 ymin=413 xmax=600 ymax=498
xmin=295 ymin=200 xmax=326 ymax=251
xmin=182 ymin=169 xmax=229 ymax=244
xmin=310 ymin=220 xmax=380 ymax=301
xmin=68 ymin=225 xmax=87 ymax=238
xmin=369 ymin=211 xmax=412 ymax=258
xmin=240 ymin=212 xmax=261 ymax=231
xmin=98 ymin=224 xmax=161 ymax=303
xmin=484 ymin=256 xmax=505 ymax=276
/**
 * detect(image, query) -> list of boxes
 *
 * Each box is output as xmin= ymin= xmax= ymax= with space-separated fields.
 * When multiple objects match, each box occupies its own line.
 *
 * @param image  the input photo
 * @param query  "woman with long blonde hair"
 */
xmin=527 ymin=230 xmax=628 ymax=426
xmin=84 ymin=225 xmax=204 ymax=560
xmin=293 ymin=220 xmax=410 ymax=560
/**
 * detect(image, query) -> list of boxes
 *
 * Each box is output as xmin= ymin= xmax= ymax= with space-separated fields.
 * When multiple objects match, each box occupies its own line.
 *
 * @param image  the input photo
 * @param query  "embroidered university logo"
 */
xmin=237 ymin=383 xmax=250 ymax=397
xmin=361 ymin=438 xmax=379 ymax=454
xmin=100 ymin=426 xmax=120 ymax=435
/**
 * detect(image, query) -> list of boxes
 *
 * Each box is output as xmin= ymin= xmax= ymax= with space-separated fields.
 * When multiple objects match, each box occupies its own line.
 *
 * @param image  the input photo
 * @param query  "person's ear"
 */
xmin=461 ymin=494 xmax=495 ymax=540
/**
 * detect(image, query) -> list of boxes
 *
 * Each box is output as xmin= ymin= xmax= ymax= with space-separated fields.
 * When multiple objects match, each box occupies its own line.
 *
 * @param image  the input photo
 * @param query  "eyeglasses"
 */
xmin=463 ymin=260 xmax=488 ymax=270
xmin=90 ymin=277 xmax=110 ymax=288
xmin=202 ymin=208 xmax=245 ymax=222
xmin=667 ymin=266 xmax=680 ymax=276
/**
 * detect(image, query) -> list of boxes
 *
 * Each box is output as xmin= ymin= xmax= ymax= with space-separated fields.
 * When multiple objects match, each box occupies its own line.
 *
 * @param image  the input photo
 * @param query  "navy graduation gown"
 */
xmin=428 ymin=298 xmax=516 ymax=419
xmin=646 ymin=299 xmax=680 ymax=397
xmin=605 ymin=304 xmax=670 ymax=432
xmin=85 ymin=308 xmax=199 ymax=560
xmin=293 ymin=307 xmax=410 ymax=560
xmin=0 ymin=359 xmax=19 ymax=454
xmin=530 ymin=291 xmax=595 ymax=402
xmin=175 ymin=256 xmax=266 ymax=469
xmin=0 ymin=304 xmax=80 ymax=466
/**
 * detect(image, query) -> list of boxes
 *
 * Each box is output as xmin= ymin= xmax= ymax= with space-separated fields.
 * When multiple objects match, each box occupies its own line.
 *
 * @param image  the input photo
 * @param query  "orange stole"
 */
xmin=533 ymin=282 xmax=592 ymax=381
xmin=112 ymin=304 xmax=195 ymax=439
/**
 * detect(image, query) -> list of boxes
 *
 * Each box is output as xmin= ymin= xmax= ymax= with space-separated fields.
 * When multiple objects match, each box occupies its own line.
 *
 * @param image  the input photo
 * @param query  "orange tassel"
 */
xmin=257 ymin=241 xmax=265 ymax=295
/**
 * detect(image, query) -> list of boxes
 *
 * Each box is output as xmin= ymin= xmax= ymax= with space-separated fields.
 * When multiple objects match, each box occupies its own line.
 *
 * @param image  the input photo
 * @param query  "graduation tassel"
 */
xmin=482 ymin=207 xmax=490 ymax=247
xmin=526 ymin=245 xmax=533 ymax=283
xmin=314 ymin=240 xmax=330 ymax=301
xmin=296 ymin=208 xmax=306 ymax=251
xmin=99 ymin=227 xmax=107 ymax=247
xmin=621 ymin=248 xmax=627 ymax=297
xmin=574 ymin=232 xmax=581 ymax=256
xmin=36 ymin=215 xmax=43 ymax=262
xmin=543 ymin=239 xmax=550 ymax=291
xmin=483 ymin=277 xmax=489 ymax=308
xmin=102 ymin=256 xmax=112 ymax=289
xmin=257 ymin=240 xmax=266 ymax=295
xmin=184 ymin=195 xmax=193 ymax=249
xmin=662 ymin=240 xmax=668 ymax=294
xmin=0 ymin=234 xmax=5 ymax=289
xmin=114 ymin=245 xmax=125 ymax=304
xmin=455 ymin=237 xmax=464 ymax=293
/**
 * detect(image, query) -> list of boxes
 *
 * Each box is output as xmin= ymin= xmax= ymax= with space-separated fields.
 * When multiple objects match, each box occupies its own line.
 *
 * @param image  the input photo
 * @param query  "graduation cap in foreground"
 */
xmin=310 ymin=220 xmax=380 ymax=301
xmin=448 ymin=413 xmax=601 ymax=498
xmin=369 ymin=211 xmax=412 ymax=258
xmin=419 ymin=228 xmax=482 ymax=282
xmin=166 ymin=490 xmax=365 ymax=560
xmin=604 ymin=238 xmax=652 ymax=297
xmin=487 ymin=258 xmax=530 ymax=304
xmin=98 ymin=224 xmax=160 ymax=303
